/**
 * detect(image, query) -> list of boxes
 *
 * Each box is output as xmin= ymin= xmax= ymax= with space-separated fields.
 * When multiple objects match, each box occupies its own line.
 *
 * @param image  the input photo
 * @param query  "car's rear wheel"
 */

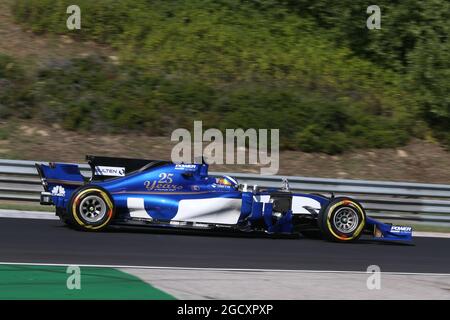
xmin=318 ymin=197 xmax=366 ymax=242
xmin=68 ymin=186 xmax=115 ymax=231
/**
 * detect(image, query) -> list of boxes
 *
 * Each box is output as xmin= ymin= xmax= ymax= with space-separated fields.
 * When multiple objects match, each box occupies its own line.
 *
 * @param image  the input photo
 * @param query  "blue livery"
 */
xmin=36 ymin=155 xmax=413 ymax=243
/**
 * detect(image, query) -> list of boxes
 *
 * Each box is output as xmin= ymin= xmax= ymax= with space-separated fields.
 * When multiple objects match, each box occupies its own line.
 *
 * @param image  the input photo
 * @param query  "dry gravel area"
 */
xmin=0 ymin=0 xmax=112 ymax=66
xmin=1 ymin=121 xmax=450 ymax=183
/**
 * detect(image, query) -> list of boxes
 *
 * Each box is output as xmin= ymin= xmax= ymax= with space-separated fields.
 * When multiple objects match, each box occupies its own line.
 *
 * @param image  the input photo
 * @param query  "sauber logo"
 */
xmin=390 ymin=226 xmax=412 ymax=233
xmin=94 ymin=166 xmax=126 ymax=177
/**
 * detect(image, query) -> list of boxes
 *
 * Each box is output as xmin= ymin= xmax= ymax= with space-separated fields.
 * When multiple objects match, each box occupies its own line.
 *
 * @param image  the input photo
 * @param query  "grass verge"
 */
xmin=0 ymin=264 xmax=175 ymax=299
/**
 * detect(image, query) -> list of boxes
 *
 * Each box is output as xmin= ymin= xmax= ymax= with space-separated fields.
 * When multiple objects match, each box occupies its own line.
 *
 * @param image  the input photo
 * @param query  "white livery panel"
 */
xmin=127 ymin=197 xmax=150 ymax=219
xmin=291 ymin=196 xmax=321 ymax=214
xmin=173 ymin=198 xmax=242 ymax=225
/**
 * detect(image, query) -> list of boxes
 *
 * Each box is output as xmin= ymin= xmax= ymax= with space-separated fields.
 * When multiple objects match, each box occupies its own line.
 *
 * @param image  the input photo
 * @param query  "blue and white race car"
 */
xmin=36 ymin=155 xmax=413 ymax=243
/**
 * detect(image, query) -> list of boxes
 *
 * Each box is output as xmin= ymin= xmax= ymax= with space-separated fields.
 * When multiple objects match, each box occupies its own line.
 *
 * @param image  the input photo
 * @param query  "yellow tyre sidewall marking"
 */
xmin=326 ymin=200 xmax=365 ymax=241
xmin=72 ymin=188 xmax=114 ymax=230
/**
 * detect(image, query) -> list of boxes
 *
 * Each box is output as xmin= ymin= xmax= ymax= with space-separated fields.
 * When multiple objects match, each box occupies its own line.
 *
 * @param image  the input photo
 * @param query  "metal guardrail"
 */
xmin=1 ymin=159 xmax=450 ymax=226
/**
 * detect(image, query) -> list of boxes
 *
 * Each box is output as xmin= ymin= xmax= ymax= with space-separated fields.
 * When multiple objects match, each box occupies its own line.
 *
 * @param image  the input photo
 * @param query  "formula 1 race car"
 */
xmin=36 ymin=155 xmax=413 ymax=243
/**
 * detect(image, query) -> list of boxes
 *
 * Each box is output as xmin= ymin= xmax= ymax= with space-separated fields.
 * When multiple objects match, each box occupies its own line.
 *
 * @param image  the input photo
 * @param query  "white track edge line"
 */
xmin=0 ymin=261 xmax=449 ymax=276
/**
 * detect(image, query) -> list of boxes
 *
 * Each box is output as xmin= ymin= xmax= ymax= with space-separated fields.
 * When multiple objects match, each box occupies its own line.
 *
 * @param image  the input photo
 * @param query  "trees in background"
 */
xmin=3 ymin=0 xmax=448 ymax=152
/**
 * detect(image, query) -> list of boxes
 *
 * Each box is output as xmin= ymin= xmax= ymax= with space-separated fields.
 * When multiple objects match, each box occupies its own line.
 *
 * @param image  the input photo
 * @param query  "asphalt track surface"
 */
xmin=0 ymin=217 xmax=449 ymax=273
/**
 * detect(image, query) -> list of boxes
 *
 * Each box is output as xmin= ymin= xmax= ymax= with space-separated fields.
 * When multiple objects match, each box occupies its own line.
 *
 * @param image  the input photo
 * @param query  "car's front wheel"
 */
xmin=68 ymin=186 xmax=115 ymax=231
xmin=318 ymin=197 xmax=366 ymax=242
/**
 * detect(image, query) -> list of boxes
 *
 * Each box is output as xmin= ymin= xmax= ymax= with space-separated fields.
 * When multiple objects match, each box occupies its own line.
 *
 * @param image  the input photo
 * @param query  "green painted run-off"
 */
xmin=0 ymin=264 xmax=175 ymax=300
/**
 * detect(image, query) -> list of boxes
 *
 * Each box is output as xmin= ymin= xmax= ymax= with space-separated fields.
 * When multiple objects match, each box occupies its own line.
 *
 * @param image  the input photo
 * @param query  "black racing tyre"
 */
xmin=67 ymin=186 xmax=115 ymax=231
xmin=318 ymin=197 xmax=366 ymax=242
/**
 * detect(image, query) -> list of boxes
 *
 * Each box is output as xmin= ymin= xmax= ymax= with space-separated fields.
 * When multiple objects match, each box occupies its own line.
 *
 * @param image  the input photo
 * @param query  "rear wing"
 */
xmin=86 ymin=155 xmax=171 ymax=181
xmin=35 ymin=162 xmax=86 ymax=206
